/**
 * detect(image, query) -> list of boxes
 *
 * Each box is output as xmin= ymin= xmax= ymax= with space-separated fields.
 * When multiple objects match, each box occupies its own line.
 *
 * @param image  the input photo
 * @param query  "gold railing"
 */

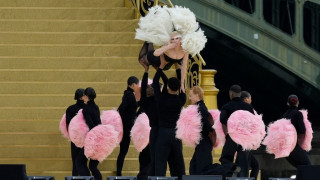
xmin=129 ymin=0 xmax=219 ymax=108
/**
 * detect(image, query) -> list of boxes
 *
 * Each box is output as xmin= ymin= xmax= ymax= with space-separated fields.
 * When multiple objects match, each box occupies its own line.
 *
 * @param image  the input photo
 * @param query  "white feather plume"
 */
xmin=168 ymin=6 xmax=198 ymax=35
xmin=135 ymin=5 xmax=173 ymax=46
xmin=181 ymin=29 xmax=207 ymax=57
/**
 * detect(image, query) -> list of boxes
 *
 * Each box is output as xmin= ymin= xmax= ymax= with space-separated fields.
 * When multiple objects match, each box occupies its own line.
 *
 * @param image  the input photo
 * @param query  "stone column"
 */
xmin=199 ymin=69 xmax=219 ymax=109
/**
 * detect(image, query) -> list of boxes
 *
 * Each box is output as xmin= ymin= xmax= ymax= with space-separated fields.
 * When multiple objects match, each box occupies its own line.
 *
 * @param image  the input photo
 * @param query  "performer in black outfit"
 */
xmin=188 ymin=86 xmax=214 ymax=175
xmin=117 ymin=76 xmax=140 ymax=176
xmin=137 ymin=63 xmax=156 ymax=179
xmin=153 ymin=59 xmax=186 ymax=180
xmin=75 ymin=87 xmax=102 ymax=180
xmin=219 ymin=85 xmax=254 ymax=177
xmin=188 ymin=86 xmax=238 ymax=177
xmin=241 ymin=91 xmax=260 ymax=179
xmin=282 ymin=95 xmax=311 ymax=168
xmin=138 ymin=62 xmax=181 ymax=178
xmin=66 ymin=88 xmax=85 ymax=176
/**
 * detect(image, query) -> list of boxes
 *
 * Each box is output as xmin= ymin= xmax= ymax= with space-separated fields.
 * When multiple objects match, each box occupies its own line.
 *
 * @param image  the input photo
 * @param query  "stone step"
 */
xmin=0 ymin=145 xmax=196 ymax=159
xmin=0 ymin=94 xmax=123 ymax=107
xmin=0 ymin=157 xmax=193 ymax=172
xmin=0 ymin=0 xmax=125 ymax=8
xmin=0 ymin=57 xmax=143 ymax=69
xmin=0 ymin=120 xmax=60 ymax=132
xmin=0 ymin=32 xmax=140 ymax=44
xmin=0 ymin=44 xmax=140 ymax=57
xmin=0 ymin=19 xmax=138 ymax=32
xmin=0 ymin=108 xmax=115 ymax=120
xmin=0 ymin=7 xmax=134 ymax=20
xmin=0 ymin=133 xmax=69 ymax=145
xmin=0 ymin=69 xmax=175 ymax=82
xmin=0 ymin=73 xmax=160 ymax=94
xmin=0 ymin=82 xmax=128 ymax=94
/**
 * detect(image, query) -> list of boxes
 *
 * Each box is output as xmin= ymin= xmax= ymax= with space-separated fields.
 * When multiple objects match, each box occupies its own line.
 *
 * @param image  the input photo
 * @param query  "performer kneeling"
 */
xmin=188 ymin=86 xmax=239 ymax=177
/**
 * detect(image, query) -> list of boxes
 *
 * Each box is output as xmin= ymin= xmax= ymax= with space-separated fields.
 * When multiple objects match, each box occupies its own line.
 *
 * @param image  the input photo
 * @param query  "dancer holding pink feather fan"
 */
xmin=219 ymin=85 xmax=255 ymax=177
xmin=61 ymin=88 xmax=85 ymax=176
xmin=263 ymin=95 xmax=311 ymax=168
xmin=185 ymin=86 xmax=239 ymax=177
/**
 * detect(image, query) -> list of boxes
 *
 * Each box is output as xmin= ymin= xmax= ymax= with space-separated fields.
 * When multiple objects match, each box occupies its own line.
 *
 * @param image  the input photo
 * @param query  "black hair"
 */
xmin=287 ymin=94 xmax=299 ymax=106
xmin=241 ymin=91 xmax=251 ymax=101
xmin=168 ymin=77 xmax=181 ymax=92
xmin=230 ymin=84 xmax=241 ymax=93
xmin=127 ymin=76 xmax=139 ymax=86
xmin=84 ymin=87 xmax=96 ymax=100
xmin=74 ymin=88 xmax=85 ymax=100
xmin=229 ymin=84 xmax=241 ymax=98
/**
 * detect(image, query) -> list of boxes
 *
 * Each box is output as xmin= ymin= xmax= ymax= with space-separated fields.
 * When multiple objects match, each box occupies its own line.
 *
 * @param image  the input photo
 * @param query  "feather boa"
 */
xmin=84 ymin=124 xmax=119 ymax=162
xmin=68 ymin=109 xmax=89 ymax=148
xmin=100 ymin=110 xmax=123 ymax=144
xmin=209 ymin=110 xmax=225 ymax=148
xmin=298 ymin=110 xmax=313 ymax=151
xmin=59 ymin=113 xmax=69 ymax=140
xmin=131 ymin=113 xmax=151 ymax=152
xmin=227 ymin=110 xmax=266 ymax=150
xmin=176 ymin=105 xmax=202 ymax=147
xmin=262 ymin=119 xmax=297 ymax=158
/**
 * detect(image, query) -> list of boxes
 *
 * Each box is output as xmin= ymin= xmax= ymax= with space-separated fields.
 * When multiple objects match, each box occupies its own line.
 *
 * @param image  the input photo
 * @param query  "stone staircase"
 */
xmin=0 ymin=0 xmax=208 ymax=179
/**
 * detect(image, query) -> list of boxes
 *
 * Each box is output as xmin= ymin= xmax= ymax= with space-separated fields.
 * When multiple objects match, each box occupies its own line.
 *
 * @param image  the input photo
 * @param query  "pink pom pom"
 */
xmin=131 ymin=113 xmax=151 ymax=152
xmin=176 ymin=105 xmax=202 ymax=147
xmin=298 ymin=110 xmax=313 ymax=151
xmin=84 ymin=124 xmax=119 ymax=162
xmin=209 ymin=110 xmax=225 ymax=148
xmin=101 ymin=110 xmax=123 ymax=144
xmin=69 ymin=109 xmax=89 ymax=148
xmin=59 ymin=113 xmax=69 ymax=140
xmin=262 ymin=119 xmax=297 ymax=159
xmin=228 ymin=110 xmax=266 ymax=150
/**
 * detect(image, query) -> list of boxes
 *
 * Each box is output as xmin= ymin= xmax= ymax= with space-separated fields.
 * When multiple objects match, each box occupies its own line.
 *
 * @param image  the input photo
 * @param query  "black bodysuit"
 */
xmin=147 ymin=50 xmax=183 ymax=70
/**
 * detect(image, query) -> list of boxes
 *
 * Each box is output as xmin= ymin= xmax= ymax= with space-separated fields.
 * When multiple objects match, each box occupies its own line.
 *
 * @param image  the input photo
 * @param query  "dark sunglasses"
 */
xmin=170 ymin=37 xmax=181 ymax=40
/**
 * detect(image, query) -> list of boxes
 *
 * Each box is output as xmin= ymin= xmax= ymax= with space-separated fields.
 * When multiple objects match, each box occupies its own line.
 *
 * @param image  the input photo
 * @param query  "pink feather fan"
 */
xmin=101 ymin=110 xmax=123 ymax=144
xmin=176 ymin=105 xmax=202 ymax=147
xmin=84 ymin=124 xmax=119 ymax=162
xmin=262 ymin=119 xmax=297 ymax=159
xmin=227 ymin=110 xmax=266 ymax=150
xmin=130 ymin=113 xmax=151 ymax=152
xmin=68 ymin=109 xmax=89 ymax=148
xmin=208 ymin=110 xmax=225 ymax=148
xmin=298 ymin=110 xmax=313 ymax=151
xmin=59 ymin=113 xmax=69 ymax=140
